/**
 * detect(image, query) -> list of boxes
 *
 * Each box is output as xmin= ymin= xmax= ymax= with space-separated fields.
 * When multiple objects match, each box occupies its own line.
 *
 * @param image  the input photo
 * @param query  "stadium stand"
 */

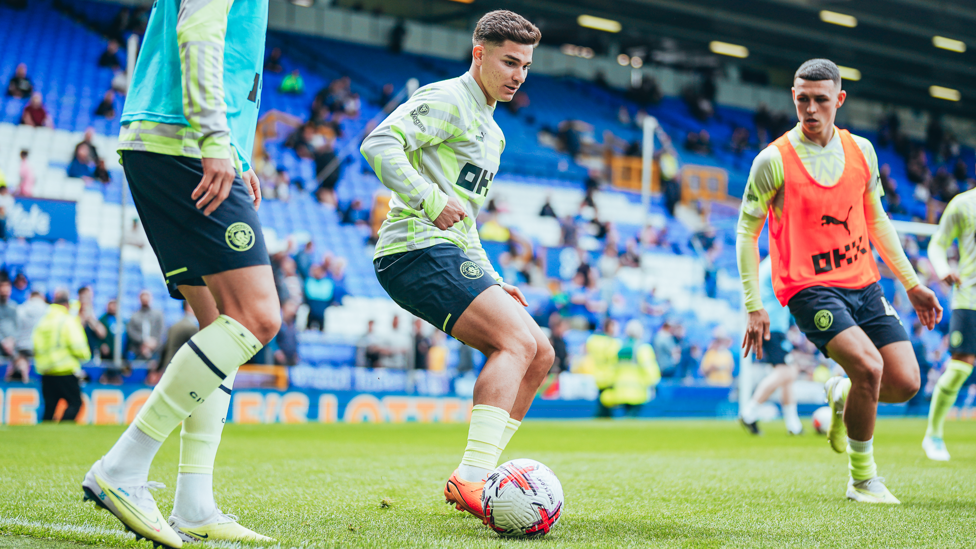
xmin=0 ymin=0 xmax=968 ymax=391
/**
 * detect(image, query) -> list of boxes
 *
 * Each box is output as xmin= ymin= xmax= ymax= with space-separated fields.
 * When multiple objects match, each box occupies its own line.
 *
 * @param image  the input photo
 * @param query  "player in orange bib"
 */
xmin=736 ymin=59 xmax=942 ymax=504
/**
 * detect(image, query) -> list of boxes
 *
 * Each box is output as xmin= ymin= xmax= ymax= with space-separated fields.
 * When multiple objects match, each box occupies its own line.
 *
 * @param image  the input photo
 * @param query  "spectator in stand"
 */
xmin=274 ymin=301 xmax=299 ymax=366
xmin=68 ymin=144 xmax=96 ymax=179
xmin=539 ymin=195 xmax=556 ymax=218
xmin=6 ymin=63 xmax=33 ymax=98
xmin=303 ymin=263 xmax=346 ymax=331
xmin=377 ymin=315 xmax=410 ymax=369
xmin=17 ymin=150 xmax=34 ymax=197
xmin=0 ymin=184 xmax=14 ymax=240
xmin=99 ymin=40 xmax=123 ymax=68
xmin=356 ymin=320 xmax=380 ymax=368
xmin=111 ymin=68 xmax=129 ymax=95
xmin=10 ymin=290 xmax=46 ymax=380
xmin=126 ymin=289 xmax=164 ymax=362
xmin=94 ymin=90 xmax=117 ymax=118
xmin=693 ymin=226 xmax=721 ymax=299
xmin=279 ymin=256 xmax=303 ymax=305
xmin=653 ymin=319 xmax=680 ymax=378
xmin=34 ymin=288 xmax=90 ymax=422
xmin=75 ymin=128 xmax=101 ymax=164
xmin=152 ymin=301 xmax=199 ymax=383
xmin=700 ymin=329 xmax=734 ymax=386
xmin=21 ymin=92 xmax=52 ymax=127
xmin=411 ymin=318 xmax=430 ymax=371
xmin=97 ymin=299 xmax=120 ymax=363
xmin=954 ymin=158 xmax=974 ymax=191
xmin=279 ymin=69 xmax=305 ymax=94
xmin=124 ymin=218 xmax=147 ymax=249
xmin=264 ymin=47 xmax=284 ymax=73
xmin=548 ymin=314 xmax=569 ymax=373
xmin=94 ymin=159 xmax=111 ymax=184
xmin=10 ymin=272 xmax=30 ymax=304
xmin=76 ymin=286 xmax=106 ymax=360
xmin=313 ymin=143 xmax=341 ymax=205
xmin=0 ymin=280 xmax=18 ymax=375
xmin=295 ymin=241 xmax=315 ymax=279
xmin=730 ymin=127 xmax=749 ymax=155
xmin=376 ymin=83 xmax=395 ymax=108
xmin=684 ymin=130 xmax=711 ymax=155
xmin=906 ymin=147 xmax=930 ymax=184
xmin=341 ymin=199 xmax=370 ymax=226
xmin=388 ymin=18 xmax=406 ymax=53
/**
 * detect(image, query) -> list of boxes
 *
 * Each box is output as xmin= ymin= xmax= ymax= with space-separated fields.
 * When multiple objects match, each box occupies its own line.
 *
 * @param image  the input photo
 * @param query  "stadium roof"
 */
xmin=356 ymin=0 xmax=976 ymax=119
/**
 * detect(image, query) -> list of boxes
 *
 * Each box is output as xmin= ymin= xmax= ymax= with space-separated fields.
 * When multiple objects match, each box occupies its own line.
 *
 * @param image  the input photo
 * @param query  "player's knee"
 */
xmin=502 ymin=330 xmax=537 ymax=366
xmin=851 ymin=354 xmax=884 ymax=387
xmin=241 ymin=307 xmax=282 ymax=346
xmin=534 ymin=338 xmax=555 ymax=373
xmin=891 ymin=372 xmax=921 ymax=403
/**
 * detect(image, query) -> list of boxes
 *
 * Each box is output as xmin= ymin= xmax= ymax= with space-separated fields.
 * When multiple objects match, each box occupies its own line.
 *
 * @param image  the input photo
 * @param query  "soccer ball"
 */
xmin=812 ymin=406 xmax=832 ymax=435
xmin=482 ymin=459 xmax=563 ymax=537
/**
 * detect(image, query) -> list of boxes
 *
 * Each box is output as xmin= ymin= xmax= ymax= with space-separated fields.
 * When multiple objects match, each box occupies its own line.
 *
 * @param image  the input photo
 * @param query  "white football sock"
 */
xmin=741 ymin=401 xmax=758 ymax=424
xmin=101 ymin=425 xmax=163 ymax=485
xmin=782 ymin=403 xmax=802 ymax=434
xmin=172 ymin=473 xmax=216 ymax=522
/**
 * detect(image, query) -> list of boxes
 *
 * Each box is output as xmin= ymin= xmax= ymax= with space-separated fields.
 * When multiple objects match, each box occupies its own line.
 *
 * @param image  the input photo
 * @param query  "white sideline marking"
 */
xmin=0 ymin=516 xmax=129 ymax=539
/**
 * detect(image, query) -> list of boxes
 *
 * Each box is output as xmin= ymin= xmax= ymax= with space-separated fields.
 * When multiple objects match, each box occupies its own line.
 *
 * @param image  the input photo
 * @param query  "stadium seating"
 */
xmin=1 ymin=0 xmax=966 ymax=374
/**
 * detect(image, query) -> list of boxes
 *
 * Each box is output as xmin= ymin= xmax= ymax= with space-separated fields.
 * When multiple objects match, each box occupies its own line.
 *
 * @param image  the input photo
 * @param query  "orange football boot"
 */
xmin=444 ymin=469 xmax=486 ymax=521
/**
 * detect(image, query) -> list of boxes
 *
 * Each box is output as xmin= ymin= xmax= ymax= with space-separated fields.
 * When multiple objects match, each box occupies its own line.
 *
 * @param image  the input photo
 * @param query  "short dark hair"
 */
xmin=795 ymin=59 xmax=841 ymax=86
xmin=472 ymin=10 xmax=541 ymax=48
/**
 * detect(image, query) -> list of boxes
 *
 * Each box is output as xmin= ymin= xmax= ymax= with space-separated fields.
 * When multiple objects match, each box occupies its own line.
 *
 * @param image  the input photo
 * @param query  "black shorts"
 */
xmin=757 ymin=331 xmax=792 ymax=365
xmin=949 ymin=308 xmax=976 ymax=356
xmin=788 ymin=283 xmax=908 ymax=358
xmin=121 ymin=151 xmax=270 ymax=299
xmin=374 ymin=243 xmax=498 ymax=335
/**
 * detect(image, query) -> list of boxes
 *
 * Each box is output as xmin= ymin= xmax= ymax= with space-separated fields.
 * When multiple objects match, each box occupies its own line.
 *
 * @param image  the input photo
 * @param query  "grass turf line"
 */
xmin=1 ymin=419 xmax=975 ymax=548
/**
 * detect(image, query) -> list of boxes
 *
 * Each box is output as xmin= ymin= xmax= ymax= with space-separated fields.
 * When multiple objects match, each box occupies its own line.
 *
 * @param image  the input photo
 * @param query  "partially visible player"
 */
xmin=361 ymin=11 xmax=552 ymax=520
xmin=740 ymin=256 xmax=803 ymax=436
xmin=922 ymin=188 xmax=976 ymax=461
xmin=81 ymin=1 xmax=278 ymax=546
xmin=737 ymin=59 xmax=941 ymax=504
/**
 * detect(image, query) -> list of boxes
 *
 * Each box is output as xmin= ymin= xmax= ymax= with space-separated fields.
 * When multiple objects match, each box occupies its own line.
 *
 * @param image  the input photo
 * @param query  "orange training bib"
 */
xmin=768 ymin=129 xmax=880 ymax=305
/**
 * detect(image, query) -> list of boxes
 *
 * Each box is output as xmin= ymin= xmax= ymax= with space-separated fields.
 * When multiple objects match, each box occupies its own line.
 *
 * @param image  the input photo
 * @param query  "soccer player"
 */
xmin=739 ymin=256 xmax=803 ymax=436
xmin=737 ymin=59 xmax=942 ymax=504
xmin=81 ymin=1 xmax=279 ymax=546
xmin=922 ymin=187 xmax=976 ymax=461
xmin=360 ymin=10 xmax=552 ymax=520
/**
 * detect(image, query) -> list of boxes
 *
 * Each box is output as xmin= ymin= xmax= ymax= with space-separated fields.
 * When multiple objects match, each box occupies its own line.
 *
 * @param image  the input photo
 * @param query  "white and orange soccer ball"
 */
xmin=482 ymin=459 xmax=563 ymax=537
xmin=812 ymin=406 xmax=832 ymax=435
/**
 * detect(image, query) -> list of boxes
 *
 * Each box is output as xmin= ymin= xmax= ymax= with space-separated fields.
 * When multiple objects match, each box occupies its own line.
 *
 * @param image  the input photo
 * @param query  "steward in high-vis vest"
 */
xmin=736 ymin=58 xmax=942 ymax=505
xmin=33 ymin=289 xmax=91 ymax=421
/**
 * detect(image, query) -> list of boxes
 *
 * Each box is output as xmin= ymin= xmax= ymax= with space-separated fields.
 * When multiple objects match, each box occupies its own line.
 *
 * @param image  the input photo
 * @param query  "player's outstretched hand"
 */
xmin=502 ymin=283 xmax=528 ymax=307
xmin=908 ymin=284 xmax=943 ymax=330
xmin=942 ymin=272 xmax=961 ymax=287
xmin=742 ymin=309 xmax=770 ymax=360
xmin=193 ymin=157 xmax=237 ymax=216
xmin=241 ymin=169 xmax=262 ymax=210
xmin=433 ymin=197 xmax=467 ymax=230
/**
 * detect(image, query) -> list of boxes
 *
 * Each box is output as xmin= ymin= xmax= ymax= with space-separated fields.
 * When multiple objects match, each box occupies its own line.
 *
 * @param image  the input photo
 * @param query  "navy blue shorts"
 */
xmin=374 ymin=243 xmax=497 ymax=335
xmin=788 ymin=282 xmax=908 ymax=358
xmin=121 ymin=151 xmax=270 ymax=299
xmin=757 ymin=331 xmax=792 ymax=365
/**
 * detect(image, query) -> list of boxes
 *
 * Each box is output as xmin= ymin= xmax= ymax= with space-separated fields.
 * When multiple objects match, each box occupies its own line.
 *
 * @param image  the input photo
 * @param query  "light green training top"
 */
xmin=929 ymin=188 xmax=976 ymax=311
xmin=360 ymin=71 xmax=505 ymax=283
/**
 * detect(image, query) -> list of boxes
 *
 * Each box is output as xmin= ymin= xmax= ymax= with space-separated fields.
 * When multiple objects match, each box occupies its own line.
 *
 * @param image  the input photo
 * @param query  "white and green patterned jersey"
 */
xmin=360 ymin=71 xmax=505 ymax=283
xmin=930 ymin=189 xmax=976 ymax=310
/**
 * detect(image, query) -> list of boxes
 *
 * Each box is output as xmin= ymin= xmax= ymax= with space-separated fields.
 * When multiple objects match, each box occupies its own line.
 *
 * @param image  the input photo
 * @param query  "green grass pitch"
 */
xmin=1 ymin=419 xmax=975 ymax=548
